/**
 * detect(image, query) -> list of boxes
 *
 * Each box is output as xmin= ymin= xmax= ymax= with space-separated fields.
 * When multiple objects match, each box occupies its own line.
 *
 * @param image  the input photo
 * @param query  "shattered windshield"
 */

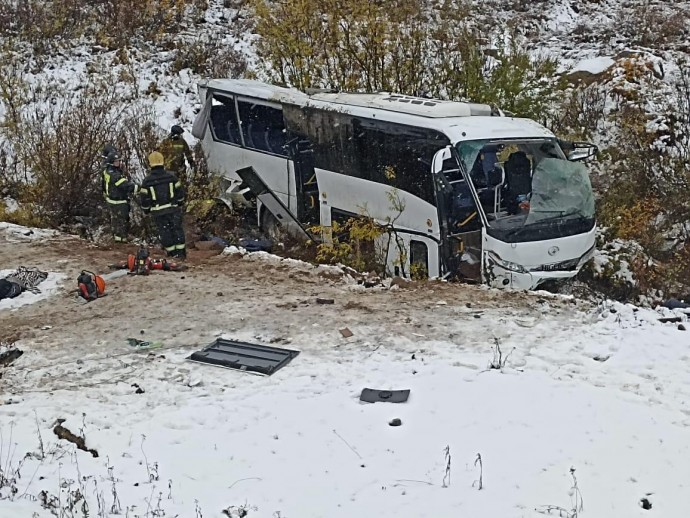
xmin=453 ymin=138 xmax=595 ymax=242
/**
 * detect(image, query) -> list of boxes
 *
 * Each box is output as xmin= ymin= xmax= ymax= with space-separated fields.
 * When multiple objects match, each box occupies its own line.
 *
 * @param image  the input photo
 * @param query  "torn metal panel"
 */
xmin=360 ymin=388 xmax=410 ymax=404
xmin=235 ymin=166 xmax=312 ymax=241
xmin=188 ymin=338 xmax=300 ymax=376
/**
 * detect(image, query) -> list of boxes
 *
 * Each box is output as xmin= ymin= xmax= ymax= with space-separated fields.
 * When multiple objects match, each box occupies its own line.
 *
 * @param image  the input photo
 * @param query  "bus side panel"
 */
xmin=202 ymin=134 xmax=294 ymax=208
xmin=314 ymin=168 xmax=441 ymax=242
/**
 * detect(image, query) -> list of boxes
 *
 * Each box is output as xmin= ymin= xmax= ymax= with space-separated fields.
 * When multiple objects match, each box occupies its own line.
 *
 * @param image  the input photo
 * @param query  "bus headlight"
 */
xmin=487 ymin=251 xmax=526 ymax=274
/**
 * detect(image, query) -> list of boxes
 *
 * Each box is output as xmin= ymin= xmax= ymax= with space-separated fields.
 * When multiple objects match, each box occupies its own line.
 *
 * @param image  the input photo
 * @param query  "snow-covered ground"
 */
xmin=1 ymin=227 xmax=690 ymax=517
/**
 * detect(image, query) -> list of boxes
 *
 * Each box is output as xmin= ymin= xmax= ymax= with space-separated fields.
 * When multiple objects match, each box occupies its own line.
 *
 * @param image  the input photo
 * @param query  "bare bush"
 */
xmin=252 ymin=0 xmax=561 ymax=119
xmin=615 ymin=1 xmax=688 ymax=48
xmin=0 ymin=63 xmax=162 ymax=227
xmin=0 ymin=0 xmax=209 ymax=52
xmin=171 ymin=34 xmax=249 ymax=78
xmin=550 ymin=84 xmax=607 ymax=140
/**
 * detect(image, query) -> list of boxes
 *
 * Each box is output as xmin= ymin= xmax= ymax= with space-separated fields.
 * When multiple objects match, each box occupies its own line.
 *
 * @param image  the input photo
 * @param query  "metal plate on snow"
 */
xmin=360 ymin=388 xmax=410 ymax=403
xmin=187 ymin=338 xmax=300 ymax=376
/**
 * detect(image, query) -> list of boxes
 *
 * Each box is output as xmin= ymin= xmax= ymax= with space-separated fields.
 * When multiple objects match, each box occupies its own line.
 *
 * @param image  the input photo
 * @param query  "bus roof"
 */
xmin=308 ymin=92 xmax=493 ymax=117
xmin=201 ymin=78 xmax=555 ymax=143
xmin=201 ymin=78 xmax=309 ymax=105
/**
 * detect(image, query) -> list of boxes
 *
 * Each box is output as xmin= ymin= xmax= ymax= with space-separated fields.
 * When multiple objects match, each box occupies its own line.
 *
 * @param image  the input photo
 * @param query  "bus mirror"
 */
xmin=559 ymin=140 xmax=598 ymax=162
xmin=431 ymin=146 xmax=453 ymax=175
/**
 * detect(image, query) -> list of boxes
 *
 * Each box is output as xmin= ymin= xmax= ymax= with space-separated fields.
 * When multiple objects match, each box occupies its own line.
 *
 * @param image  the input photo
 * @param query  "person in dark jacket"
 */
xmin=102 ymin=151 xmax=137 ymax=242
xmin=503 ymin=151 xmax=532 ymax=215
xmin=158 ymin=125 xmax=195 ymax=192
xmin=139 ymin=151 xmax=186 ymax=259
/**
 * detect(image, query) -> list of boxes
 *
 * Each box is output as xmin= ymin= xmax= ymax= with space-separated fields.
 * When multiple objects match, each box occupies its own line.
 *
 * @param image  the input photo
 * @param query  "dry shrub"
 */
xmin=616 ymin=1 xmax=688 ymax=48
xmin=0 ymin=69 xmax=162 ymax=226
xmin=171 ymin=34 xmax=249 ymax=78
xmin=0 ymin=0 xmax=209 ymax=53
xmin=252 ymin=0 xmax=562 ymax=119
xmin=550 ymin=84 xmax=607 ymax=140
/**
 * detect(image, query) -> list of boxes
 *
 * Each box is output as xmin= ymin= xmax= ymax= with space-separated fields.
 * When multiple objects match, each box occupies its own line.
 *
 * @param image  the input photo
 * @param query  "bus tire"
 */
xmin=261 ymin=210 xmax=282 ymax=242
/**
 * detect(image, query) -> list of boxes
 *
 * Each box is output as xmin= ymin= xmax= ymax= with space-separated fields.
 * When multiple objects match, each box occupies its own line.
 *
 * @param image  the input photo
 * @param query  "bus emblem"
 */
xmin=548 ymin=246 xmax=560 ymax=256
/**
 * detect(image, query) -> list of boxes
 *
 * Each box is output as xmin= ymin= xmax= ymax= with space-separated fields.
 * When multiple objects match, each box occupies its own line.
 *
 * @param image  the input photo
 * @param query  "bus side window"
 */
xmin=210 ymin=95 xmax=241 ymax=145
xmin=237 ymin=101 xmax=288 ymax=156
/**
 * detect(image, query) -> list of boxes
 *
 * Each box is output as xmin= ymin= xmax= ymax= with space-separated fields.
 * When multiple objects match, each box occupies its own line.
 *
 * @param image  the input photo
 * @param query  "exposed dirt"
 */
xmin=0 ymin=230 xmax=589 ymax=394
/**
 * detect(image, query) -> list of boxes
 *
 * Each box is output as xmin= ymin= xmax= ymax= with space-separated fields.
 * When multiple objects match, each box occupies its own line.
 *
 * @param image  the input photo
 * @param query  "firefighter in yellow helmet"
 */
xmin=139 ymin=151 xmax=187 ymax=259
xmin=158 ymin=125 xmax=195 ymax=192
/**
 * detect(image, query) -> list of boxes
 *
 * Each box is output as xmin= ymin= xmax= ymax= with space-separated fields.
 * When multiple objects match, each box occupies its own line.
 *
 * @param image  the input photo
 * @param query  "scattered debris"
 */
xmin=661 ymin=299 xmax=690 ymax=310
xmin=188 ymin=338 xmax=300 ymax=375
xmin=239 ymin=237 xmax=272 ymax=252
xmin=131 ymin=383 xmax=145 ymax=394
xmin=360 ymin=388 xmax=410 ymax=404
xmin=0 ymin=346 xmax=23 ymax=367
xmin=436 ymin=300 xmax=448 ymax=306
xmin=53 ymin=422 xmax=99 ymax=457
xmin=659 ymin=316 xmax=682 ymax=323
xmin=592 ymin=354 xmax=610 ymax=362
xmin=339 ymin=327 xmax=354 ymax=338
xmin=1 ymin=266 xmax=48 ymax=300
xmin=316 ymin=297 xmax=335 ymax=305
xmin=388 ymin=418 xmax=402 ymax=427
xmin=127 ymin=338 xmax=163 ymax=349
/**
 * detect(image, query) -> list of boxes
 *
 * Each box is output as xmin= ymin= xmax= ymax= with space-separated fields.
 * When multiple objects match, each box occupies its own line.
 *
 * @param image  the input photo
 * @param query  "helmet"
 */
xmin=171 ymin=125 xmax=184 ymax=136
xmin=102 ymin=143 xmax=117 ymax=158
xmin=148 ymin=151 xmax=165 ymax=167
xmin=105 ymin=151 xmax=120 ymax=164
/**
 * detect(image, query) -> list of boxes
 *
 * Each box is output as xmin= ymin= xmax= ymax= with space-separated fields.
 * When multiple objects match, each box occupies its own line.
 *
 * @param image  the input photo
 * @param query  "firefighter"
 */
xmin=139 ymin=151 xmax=187 ymax=259
xmin=158 ymin=125 xmax=195 ymax=192
xmin=102 ymin=151 xmax=137 ymax=242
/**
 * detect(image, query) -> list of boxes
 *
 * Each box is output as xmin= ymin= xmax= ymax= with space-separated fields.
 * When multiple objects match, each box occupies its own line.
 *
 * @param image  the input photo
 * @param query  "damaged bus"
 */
xmin=192 ymin=79 xmax=597 ymax=289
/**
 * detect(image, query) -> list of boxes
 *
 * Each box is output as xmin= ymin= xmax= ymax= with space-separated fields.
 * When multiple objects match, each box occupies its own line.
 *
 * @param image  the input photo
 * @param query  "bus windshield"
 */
xmin=454 ymin=138 xmax=595 ymax=242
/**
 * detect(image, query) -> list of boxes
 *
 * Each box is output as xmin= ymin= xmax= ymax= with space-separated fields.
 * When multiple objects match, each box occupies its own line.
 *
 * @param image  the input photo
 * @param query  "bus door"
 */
xmin=431 ymin=146 xmax=485 ymax=282
xmin=287 ymin=137 xmax=320 ymax=226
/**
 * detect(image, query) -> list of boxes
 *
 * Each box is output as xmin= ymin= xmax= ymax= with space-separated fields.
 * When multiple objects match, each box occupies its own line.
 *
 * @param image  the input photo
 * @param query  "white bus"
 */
xmin=192 ymin=79 xmax=597 ymax=289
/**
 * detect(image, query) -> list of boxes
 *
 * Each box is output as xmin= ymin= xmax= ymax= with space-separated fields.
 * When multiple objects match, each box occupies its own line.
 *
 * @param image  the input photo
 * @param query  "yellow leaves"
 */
xmin=310 ymin=217 xmax=383 ymax=272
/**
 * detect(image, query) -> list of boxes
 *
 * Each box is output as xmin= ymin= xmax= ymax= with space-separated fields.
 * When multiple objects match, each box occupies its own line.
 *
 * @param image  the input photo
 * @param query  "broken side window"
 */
xmin=210 ymin=95 xmax=241 ymax=145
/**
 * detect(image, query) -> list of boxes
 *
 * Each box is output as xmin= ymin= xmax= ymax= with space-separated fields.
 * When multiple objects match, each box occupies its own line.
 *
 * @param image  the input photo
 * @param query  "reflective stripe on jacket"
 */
xmin=139 ymin=166 xmax=185 ymax=215
xmin=102 ymin=165 xmax=136 ymax=204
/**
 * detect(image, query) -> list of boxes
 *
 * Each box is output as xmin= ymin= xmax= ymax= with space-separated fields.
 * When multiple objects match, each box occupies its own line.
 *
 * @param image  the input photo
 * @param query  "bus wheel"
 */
xmin=261 ymin=210 xmax=283 ymax=243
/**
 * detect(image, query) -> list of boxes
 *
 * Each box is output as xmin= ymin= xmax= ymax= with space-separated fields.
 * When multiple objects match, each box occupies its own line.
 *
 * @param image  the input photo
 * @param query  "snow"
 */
xmin=571 ymin=56 xmax=615 ymax=74
xmin=0 ymin=270 xmax=66 ymax=311
xmin=2 ymin=197 xmax=18 ymax=213
xmin=0 ymin=222 xmax=60 ymax=242
xmin=2 ymin=245 xmax=690 ymax=517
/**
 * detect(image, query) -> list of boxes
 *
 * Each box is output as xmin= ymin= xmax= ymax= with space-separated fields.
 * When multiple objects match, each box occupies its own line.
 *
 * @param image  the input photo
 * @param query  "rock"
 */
xmin=679 ymin=324 xmax=686 ymax=331
xmin=316 ymin=298 xmax=335 ymax=304
xmin=640 ymin=497 xmax=652 ymax=510
xmin=389 ymin=418 xmax=402 ymax=427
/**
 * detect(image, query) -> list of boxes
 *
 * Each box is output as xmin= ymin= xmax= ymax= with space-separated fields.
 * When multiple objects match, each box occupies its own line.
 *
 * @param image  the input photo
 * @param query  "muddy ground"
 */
xmin=1 ymin=230 xmax=587 ymax=395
